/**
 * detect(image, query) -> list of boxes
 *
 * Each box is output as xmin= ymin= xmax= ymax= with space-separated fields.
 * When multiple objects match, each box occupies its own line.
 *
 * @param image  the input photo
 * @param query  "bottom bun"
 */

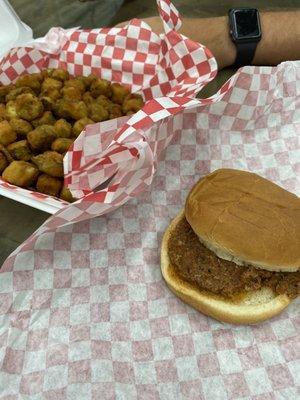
xmin=161 ymin=211 xmax=291 ymax=325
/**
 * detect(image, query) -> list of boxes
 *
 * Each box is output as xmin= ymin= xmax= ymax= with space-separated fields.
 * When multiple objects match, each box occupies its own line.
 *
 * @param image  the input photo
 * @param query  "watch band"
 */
xmin=234 ymin=41 xmax=257 ymax=68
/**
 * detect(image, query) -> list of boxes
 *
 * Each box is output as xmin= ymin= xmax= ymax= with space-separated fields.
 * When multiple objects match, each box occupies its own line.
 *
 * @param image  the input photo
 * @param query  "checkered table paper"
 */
xmin=1 ymin=4 xmax=300 ymax=400
xmin=1 ymin=61 xmax=300 ymax=399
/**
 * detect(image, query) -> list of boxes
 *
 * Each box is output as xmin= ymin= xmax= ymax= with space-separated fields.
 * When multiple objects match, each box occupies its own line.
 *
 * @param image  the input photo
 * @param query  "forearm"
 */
xmin=179 ymin=11 xmax=300 ymax=69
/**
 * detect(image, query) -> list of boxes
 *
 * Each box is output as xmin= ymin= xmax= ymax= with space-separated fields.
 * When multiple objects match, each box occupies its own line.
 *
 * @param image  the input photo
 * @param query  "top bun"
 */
xmin=185 ymin=169 xmax=300 ymax=273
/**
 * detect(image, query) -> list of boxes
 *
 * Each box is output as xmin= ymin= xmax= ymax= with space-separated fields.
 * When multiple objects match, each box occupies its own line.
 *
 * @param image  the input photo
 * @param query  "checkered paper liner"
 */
xmin=0 ymin=0 xmax=217 ymax=214
xmin=0 ymin=60 xmax=299 ymax=398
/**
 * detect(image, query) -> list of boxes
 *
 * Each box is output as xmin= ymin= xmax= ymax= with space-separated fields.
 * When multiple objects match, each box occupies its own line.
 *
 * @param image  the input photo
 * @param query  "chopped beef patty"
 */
xmin=168 ymin=216 xmax=300 ymax=299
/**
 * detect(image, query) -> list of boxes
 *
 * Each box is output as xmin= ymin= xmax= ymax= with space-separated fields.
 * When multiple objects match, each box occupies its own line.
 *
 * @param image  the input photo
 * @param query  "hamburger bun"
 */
xmin=185 ymin=169 xmax=300 ymax=273
xmin=161 ymin=210 xmax=291 ymax=325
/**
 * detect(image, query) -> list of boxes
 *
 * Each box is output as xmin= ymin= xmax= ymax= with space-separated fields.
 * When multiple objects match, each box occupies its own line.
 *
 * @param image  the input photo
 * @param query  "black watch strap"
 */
xmin=234 ymin=41 xmax=257 ymax=68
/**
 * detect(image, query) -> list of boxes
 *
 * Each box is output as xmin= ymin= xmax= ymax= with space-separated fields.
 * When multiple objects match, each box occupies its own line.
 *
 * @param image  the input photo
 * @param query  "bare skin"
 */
xmin=116 ymin=11 xmax=300 ymax=70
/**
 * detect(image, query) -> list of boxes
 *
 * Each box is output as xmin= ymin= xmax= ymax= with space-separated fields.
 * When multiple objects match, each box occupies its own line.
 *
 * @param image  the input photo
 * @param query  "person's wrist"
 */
xmin=180 ymin=16 xmax=236 ymax=70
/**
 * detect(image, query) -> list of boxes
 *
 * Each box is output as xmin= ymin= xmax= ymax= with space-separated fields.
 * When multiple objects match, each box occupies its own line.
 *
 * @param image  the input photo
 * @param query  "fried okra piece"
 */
xmin=27 ymin=125 xmax=57 ymax=152
xmin=30 ymin=72 xmax=44 ymax=82
xmin=111 ymin=83 xmax=130 ymax=105
xmin=0 ymin=151 xmax=8 ymax=173
xmin=53 ymin=119 xmax=72 ymax=138
xmin=0 ymin=85 xmax=11 ymax=103
xmin=16 ymin=93 xmax=44 ymax=121
xmin=72 ymin=117 xmax=94 ymax=137
xmin=39 ymin=88 xmax=62 ymax=111
xmin=0 ymin=120 xmax=17 ymax=145
xmin=32 ymin=151 xmax=64 ymax=177
xmin=15 ymin=74 xmax=41 ymax=94
xmin=126 ymin=111 xmax=135 ymax=116
xmin=41 ymin=68 xmax=55 ymax=79
xmin=2 ymin=160 xmax=39 ymax=187
xmin=82 ymin=91 xmax=94 ymax=106
xmin=36 ymin=174 xmax=63 ymax=197
xmin=60 ymin=186 xmax=75 ymax=202
xmin=51 ymin=69 xmax=70 ymax=82
xmin=108 ymin=104 xmax=123 ymax=119
xmin=90 ymin=78 xmax=112 ymax=98
xmin=96 ymin=95 xmax=113 ymax=110
xmin=0 ymin=104 xmax=6 ymax=119
xmin=0 ymin=143 xmax=13 ymax=163
xmin=87 ymin=102 xmax=109 ymax=122
xmin=7 ymin=140 xmax=32 ymax=161
xmin=122 ymin=93 xmax=144 ymax=114
xmin=61 ymin=86 xmax=82 ymax=101
xmin=64 ymin=79 xmax=85 ymax=94
xmin=32 ymin=111 xmax=56 ymax=128
xmin=40 ymin=87 xmax=62 ymax=101
xmin=5 ymin=101 xmax=18 ymax=119
xmin=77 ymin=74 xmax=97 ymax=89
xmin=54 ymin=99 xmax=88 ymax=120
xmin=9 ymin=118 xmax=32 ymax=137
xmin=51 ymin=138 xmax=73 ymax=153
xmin=6 ymin=86 xmax=34 ymax=102
xmin=41 ymin=77 xmax=63 ymax=92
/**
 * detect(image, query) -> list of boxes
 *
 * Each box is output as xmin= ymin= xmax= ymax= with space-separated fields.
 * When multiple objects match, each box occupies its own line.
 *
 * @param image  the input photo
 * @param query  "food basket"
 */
xmin=0 ymin=0 xmax=217 ymax=214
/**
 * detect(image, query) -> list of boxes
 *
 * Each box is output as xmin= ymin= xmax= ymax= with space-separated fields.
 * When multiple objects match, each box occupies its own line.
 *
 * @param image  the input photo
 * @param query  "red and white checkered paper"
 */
xmin=1 ymin=60 xmax=300 ymax=398
xmin=0 ymin=0 xmax=217 ymax=213
xmin=0 ymin=0 xmax=300 ymax=397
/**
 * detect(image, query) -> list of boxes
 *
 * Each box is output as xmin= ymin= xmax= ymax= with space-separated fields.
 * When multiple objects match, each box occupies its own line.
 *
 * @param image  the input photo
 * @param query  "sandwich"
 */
xmin=161 ymin=169 xmax=299 ymax=324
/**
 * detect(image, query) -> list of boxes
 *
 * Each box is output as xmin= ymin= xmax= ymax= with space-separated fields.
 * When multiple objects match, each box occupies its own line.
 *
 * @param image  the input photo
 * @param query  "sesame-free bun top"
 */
xmin=185 ymin=169 xmax=300 ymax=273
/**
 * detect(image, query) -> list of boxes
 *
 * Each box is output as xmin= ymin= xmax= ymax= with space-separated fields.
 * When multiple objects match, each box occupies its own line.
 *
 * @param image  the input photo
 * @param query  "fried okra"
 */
xmin=16 ymin=93 xmax=44 ymax=121
xmin=111 ymin=83 xmax=130 ymax=105
xmin=51 ymin=69 xmax=70 ymax=82
xmin=2 ymin=160 xmax=39 ymax=187
xmin=54 ymin=119 xmax=72 ymax=138
xmin=108 ymin=104 xmax=123 ymax=119
xmin=90 ymin=78 xmax=112 ymax=98
xmin=40 ymin=87 xmax=62 ymax=102
xmin=77 ymin=74 xmax=97 ymax=89
xmin=41 ymin=78 xmax=63 ymax=92
xmin=62 ymin=86 xmax=82 ymax=101
xmin=96 ymin=95 xmax=112 ymax=110
xmin=15 ymin=74 xmax=41 ymax=94
xmin=9 ymin=118 xmax=32 ymax=137
xmin=7 ymin=140 xmax=32 ymax=161
xmin=36 ymin=174 xmax=63 ymax=197
xmin=51 ymin=138 xmax=73 ymax=153
xmin=64 ymin=79 xmax=85 ymax=94
xmin=0 ymin=85 xmax=11 ymax=103
xmin=60 ymin=186 xmax=75 ymax=202
xmin=27 ymin=125 xmax=57 ymax=152
xmin=5 ymin=101 xmax=18 ymax=119
xmin=0 ymin=120 xmax=17 ymax=146
xmin=0 ymin=104 xmax=6 ymax=119
xmin=0 ymin=151 xmax=8 ymax=173
xmin=0 ymin=144 xmax=13 ymax=163
xmin=87 ymin=102 xmax=108 ymax=122
xmin=0 ymin=70 xmax=144 ymax=201
xmin=32 ymin=111 xmax=56 ymax=128
xmin=32 ymin=151 xmax=64 ymax=177
xmin=6 ymin=86 xmax=34 ymax=102
xmin=72 ymin=117 xmax=94 ymax=137
xmin=122 ymin=93 xmax=144 ymax=114
xmin=39 ymin=88 xmax=62 ymax=111
xmin=54 ymin=99 xmax=88 ymax=120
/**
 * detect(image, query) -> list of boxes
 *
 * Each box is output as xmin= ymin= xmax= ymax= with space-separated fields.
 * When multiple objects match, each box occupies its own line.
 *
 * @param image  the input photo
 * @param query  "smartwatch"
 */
xmin=228 ymin=8 xmax=262 ymax=68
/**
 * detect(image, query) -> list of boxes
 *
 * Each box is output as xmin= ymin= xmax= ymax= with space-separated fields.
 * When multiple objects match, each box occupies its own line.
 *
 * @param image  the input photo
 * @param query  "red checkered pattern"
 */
xmin=0 ymin=61 xmax=299 ymax=398
xmin=0 ymin=0 xmax=217 ymax=214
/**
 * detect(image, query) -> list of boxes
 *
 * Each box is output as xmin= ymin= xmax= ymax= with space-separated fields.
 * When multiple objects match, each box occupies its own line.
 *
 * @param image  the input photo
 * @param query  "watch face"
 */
xmin=230 ymin=8 xmax=261 ymax=42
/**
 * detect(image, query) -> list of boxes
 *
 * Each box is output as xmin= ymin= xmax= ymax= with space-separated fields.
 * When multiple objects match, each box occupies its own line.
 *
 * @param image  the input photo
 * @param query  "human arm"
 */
xmin=116 ymin=11 xmax=300 ymax=70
